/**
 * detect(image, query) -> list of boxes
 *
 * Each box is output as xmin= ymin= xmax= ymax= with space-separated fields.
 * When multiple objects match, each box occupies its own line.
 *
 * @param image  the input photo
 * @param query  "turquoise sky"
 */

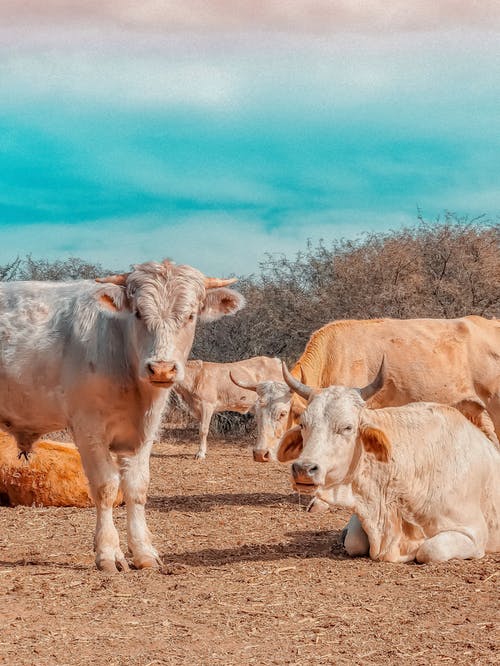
xmin=1 ymin=5 xmax=499 ymax=274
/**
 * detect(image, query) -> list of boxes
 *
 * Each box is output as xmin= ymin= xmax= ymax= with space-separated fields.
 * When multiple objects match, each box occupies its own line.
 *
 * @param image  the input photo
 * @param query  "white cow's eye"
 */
xmin=135 ymin=310 xmax=142 ymax=320
xmin=188 ymin=312 xmax=196 ymax=322
xmin=343 ymin=425 xmax=353 ymax=432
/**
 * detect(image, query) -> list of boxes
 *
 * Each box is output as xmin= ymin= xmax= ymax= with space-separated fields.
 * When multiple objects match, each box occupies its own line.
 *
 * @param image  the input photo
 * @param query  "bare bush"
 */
xmin=0 ymin=255 xmax=112 ymax=282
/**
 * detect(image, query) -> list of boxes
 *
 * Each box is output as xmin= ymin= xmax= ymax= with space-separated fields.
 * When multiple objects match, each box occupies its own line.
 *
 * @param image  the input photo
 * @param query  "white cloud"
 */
xmin=0 ymin=53 xmax=237 ymax=110
xmin=1 ymin=26 xmax=498 ymax=124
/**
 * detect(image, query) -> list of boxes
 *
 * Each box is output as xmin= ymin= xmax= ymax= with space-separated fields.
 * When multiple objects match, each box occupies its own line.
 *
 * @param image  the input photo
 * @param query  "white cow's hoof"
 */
xmin=96 ymin=545 xmax=130 ymax=573
xmin=194 ymin=452 xmax=206 ymax=460
xmin=97 ymin=559 xmax=119 ymax=574
xmin=134 ymin=554 xmax=162 ymax=570
xmin=96 ymin=549 xmax=130 ymax=573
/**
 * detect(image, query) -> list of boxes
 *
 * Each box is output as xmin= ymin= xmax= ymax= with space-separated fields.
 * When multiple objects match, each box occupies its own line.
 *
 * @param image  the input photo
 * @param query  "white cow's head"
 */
xmin=277 ymin=361 xmax=389 ymax=491
xmin=95 ymin=260 xmax=245 ymax=388
xmin=230 ymin=375 xmax=292 ymax=462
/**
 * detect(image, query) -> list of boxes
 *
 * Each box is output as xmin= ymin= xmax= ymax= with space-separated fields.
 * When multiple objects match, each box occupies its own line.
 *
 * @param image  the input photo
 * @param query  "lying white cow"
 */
xmin=0 ymin=260 xmax=244 ymax=572
xmin=174 ymin=356 xmax=282 ymax=459
xmin=278 ymin=363 xmax=500 ymax=563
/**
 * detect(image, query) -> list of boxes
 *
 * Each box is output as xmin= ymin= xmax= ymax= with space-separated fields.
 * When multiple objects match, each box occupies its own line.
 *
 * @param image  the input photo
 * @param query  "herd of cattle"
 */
xmin=0 ymin=259 xmax=499 ymax=572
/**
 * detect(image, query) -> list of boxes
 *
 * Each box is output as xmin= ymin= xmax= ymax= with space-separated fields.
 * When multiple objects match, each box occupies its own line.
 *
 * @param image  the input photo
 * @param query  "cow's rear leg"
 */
xmin=416 ymin=531 xmax=483 ymax=563
xmin=76 ymin=438 xmax=127 ymax=573
xmin=195 ymin=404 xmax=214 ymax=460
xmin=119 ymin=443 xmax=161 ymax=570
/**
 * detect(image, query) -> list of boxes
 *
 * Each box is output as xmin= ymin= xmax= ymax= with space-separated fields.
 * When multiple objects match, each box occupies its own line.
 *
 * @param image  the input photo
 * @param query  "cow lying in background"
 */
xmin=0 ymin=260 xmax=244 ymax=572
xmin=278 ymin=363 xmax=500 ymax=563
xmin=173 ymin=356 xmax=282 ymax=459
xmin=0 ymin=432 xmax=123 ymax=507
xmin=250 ymin=316 xmax=500 ymax=465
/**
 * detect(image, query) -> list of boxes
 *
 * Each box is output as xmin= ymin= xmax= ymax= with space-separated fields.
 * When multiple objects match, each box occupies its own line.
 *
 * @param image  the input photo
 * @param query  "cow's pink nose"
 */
xmin=253 ymin=449 xmax=271 ymax=463
xmin=147 ymin=361 xmax=178 ymax=384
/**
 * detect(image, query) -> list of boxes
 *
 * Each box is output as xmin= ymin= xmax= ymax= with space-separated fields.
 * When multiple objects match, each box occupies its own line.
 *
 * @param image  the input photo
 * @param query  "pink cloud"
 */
xmin=1 ymin=1 xmax=499 ymax=34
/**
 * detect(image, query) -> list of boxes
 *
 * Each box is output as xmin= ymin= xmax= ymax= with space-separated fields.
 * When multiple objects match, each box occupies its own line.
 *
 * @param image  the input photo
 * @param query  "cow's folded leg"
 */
xmin=306 ymin=497 xmax=330 ymax=514
xmin=119 ymin=445 xmax=161 ymax=569
xmin=77 ymin=440 xmax=124 ymax=572
xmin=343 ymin=514 xmax=370 ymax=557
xmin=416 ymin=530 xmax=483 ymax=563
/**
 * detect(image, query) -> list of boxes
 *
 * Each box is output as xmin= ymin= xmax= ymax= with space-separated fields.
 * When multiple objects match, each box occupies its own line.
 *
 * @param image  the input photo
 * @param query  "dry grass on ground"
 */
xmin=0 ymin=435 xmax=498 ymax=665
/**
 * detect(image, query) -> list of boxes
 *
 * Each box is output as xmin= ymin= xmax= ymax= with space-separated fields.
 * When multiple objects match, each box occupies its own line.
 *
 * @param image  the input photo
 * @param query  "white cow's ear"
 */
xmin=454 ymin=398 xmax=499 ymax=445
xmin=277 ymin=426 xmax=303 ymax=462
xmin=199 ymin=288 xmax=245 ymax=322
xmin=94 ymin=284 xmax=130 ymax=314
xmin=358 ymin=423 xmax=391 ymax=462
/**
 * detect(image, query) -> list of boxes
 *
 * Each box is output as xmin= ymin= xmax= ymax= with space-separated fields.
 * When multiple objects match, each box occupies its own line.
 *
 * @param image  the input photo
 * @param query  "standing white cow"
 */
xmin=0 ymin=260 xmax=244 ymax=572
xmin=278 ymin=363 xmax=500 ymax=563
xmin=173 ymin=356 xmax=282 ymax=459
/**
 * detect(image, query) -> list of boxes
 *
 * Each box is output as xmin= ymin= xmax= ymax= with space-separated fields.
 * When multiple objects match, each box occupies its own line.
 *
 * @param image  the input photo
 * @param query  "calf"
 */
xmin=278 ymin=363 xmax=500 ymax=563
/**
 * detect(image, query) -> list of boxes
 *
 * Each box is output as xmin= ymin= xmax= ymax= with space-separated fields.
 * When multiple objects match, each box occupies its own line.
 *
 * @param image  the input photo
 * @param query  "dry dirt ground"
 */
xmin=0 ymin=434 xmax=498 ymax=666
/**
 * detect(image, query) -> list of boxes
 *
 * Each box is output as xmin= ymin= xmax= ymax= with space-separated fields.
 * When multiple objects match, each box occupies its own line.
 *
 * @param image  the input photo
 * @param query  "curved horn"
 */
xmin=282 ymin=361 xmax=313 ymax=401
xmin=229 ymin=371 xmax=258 ymax=392
xmin=358 ymin=357 xmax=385 ymax=401
xmin=96 ymin=272 xmax=130 ymax=286
xmin=205 ymin=277 xmax=238 ymax=289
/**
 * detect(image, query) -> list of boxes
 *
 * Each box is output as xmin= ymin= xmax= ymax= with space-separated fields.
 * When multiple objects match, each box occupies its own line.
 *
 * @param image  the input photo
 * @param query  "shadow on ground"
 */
xmin=162 ymin=529 xmax=349 ymax=568
xmin=148 ymin=491 xmax=300 ymax=512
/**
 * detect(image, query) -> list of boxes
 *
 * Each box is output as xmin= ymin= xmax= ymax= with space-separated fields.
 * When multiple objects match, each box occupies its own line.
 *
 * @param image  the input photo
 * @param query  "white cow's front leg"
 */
xmin=76 ymin=438 xmax=127 ymax=573
xmin=416 ymin=531 xmax=483 ymax=563
xmin=119 ymin=442 xmax=161 ymax=569
xmin=195 ymin=404 xmax=214 ymax=460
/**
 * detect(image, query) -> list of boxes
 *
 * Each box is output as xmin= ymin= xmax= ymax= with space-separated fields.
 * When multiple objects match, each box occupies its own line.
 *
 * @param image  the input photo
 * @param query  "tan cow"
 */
xmin=250 ymin=316 xmax=500 ymax=463
xmin=173 ymin=356 xmax=282 ymax=459
xmin=0 ymin=432 xmax=123 ymax=507
xmin=278 ymin=364 xmax=500 ymax=563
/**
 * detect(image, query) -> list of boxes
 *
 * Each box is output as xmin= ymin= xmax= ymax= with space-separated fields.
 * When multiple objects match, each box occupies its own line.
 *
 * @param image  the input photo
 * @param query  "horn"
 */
xmin=358 ymin=357 xmax=385 ymax=401
xmin=95 ymin=272 xmax=130 ymax=286
xmin=230 ymin=372 xmax=258 ymax=392
xmin=282 ymin=361 xmax=313 ymax=401
xmin=204 ymin=277 xmax=238 ymax=289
